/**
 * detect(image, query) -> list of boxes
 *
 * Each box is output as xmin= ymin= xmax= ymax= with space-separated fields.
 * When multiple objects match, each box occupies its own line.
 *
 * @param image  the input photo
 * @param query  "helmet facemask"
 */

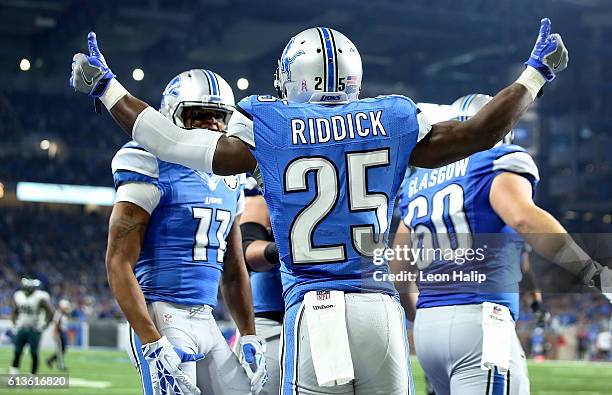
xmin=160 ymin=69 xmax=235 ymax=130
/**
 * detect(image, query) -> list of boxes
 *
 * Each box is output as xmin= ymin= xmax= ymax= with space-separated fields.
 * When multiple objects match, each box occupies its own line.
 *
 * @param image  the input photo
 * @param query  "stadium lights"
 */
xmin=237 ymin=77 xmax=249 ymax=90
xmin=0 ymin=182 xmax=4 ymax=199
xmin=132 ymin=68 xmax=144 ymax=81
xmin=603 ymin=214 xmax=611 ymax=224
xmin=20 ymin=58 xmax=30 ymax=71
xmin=40 ymin=139 xmax=50 ymax=150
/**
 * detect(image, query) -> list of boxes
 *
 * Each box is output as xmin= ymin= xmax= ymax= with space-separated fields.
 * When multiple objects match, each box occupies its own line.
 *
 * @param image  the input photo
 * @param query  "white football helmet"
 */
xmin=451 ymin=94 xmax=514 ymax=145
xmin=275 ymin=27 xmax=362 ymax=104
xmin=160 ymin=69 xmax=235 ymax=127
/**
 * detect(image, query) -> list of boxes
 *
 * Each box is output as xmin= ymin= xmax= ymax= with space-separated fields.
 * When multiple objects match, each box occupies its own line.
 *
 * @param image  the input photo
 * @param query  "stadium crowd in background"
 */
xmin=0 ymin=205 xmax=610 ymax=362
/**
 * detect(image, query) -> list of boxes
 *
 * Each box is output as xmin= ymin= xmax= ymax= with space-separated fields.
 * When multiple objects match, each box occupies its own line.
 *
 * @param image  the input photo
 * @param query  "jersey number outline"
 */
xmin=284 ymin=149 xmax=390 ymax=265
xmin=403 ymin=183 xmax=472 ymax=269
xmin=192 ymin=208 xmax=232 ymax=263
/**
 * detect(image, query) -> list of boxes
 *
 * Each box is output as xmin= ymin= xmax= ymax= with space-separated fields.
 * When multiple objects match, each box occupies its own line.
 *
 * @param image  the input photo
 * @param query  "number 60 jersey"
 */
xmin=397 ymin=144 xmax=540 ymax=319
xmin=228 ymin=94 xmax=430 ymax=309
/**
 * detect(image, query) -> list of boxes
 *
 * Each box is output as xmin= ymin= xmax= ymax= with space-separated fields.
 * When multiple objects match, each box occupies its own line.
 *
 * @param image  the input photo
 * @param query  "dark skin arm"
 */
xmin=410 ymin=83 xmax=534 ymax=168
xmin=240 ymin=195 xmax=278 ymax=272
xmin=220 ymin=216 xmax=256 ymax=335
xmin=105 ymin=201 xmax=161 ymax=344
xmin=108 ymin=80 xmax=532 ymax=173
xmin=108 ymin=95 xmax=256 ymax=175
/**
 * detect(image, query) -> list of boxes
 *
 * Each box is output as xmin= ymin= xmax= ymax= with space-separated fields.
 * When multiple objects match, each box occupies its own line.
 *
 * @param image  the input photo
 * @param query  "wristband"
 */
xmin=515 ymin=66 xmax=546 ymax=100
xmin=100 ymin=78 xmax=129 ymax=110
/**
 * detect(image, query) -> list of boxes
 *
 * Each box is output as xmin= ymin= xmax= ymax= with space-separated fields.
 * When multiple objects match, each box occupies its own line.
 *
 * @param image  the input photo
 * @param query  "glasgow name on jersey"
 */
xmin=398 ymin=144 xmax=539 ymax=319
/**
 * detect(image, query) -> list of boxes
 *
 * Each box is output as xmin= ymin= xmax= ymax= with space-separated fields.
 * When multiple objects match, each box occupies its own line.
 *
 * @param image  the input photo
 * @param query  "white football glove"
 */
xmin=239 ymin=335 xmax=268 ymax=394
xmin=141 ymin=336 xmax=204 ymax=395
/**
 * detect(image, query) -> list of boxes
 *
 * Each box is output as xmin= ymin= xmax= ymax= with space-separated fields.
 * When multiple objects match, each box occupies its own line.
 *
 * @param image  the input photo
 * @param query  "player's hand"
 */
xmin=525 ymin=18 xmax=568 ymax=82
xmin=70 ymin=32 xmax=115 ymax=97
xmin=141 ymin=336 xmax=205 ymax=395
xmin=531 ymin=301 xmax=551 ymax=328
xmin=581 ymin=260 xmax=612 ymax=300
xmin=239 ymin=335 xmax=268 ymax=394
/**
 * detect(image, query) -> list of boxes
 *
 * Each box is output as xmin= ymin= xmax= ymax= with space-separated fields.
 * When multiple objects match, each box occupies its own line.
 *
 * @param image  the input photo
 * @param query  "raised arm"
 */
xmin=70 ymin=33 xmax=255 ymax=175
xmin=410 ymin=18 xmax=568 ymax=168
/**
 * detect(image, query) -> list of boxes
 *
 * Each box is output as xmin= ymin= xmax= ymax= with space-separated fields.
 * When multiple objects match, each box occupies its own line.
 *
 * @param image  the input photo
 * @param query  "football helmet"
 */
xmin=451 ymin=94 xmax=514 ymax=145
xmin=275 ymin=27 xmax=362 ymax=103
xmin=160 ymin=69 xmax=235 ymax=127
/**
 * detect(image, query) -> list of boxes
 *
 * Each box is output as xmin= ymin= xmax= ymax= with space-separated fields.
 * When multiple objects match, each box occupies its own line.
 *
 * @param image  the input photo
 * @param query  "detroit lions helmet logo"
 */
xmin=280 ymin=38 xmax=305 ymax=82
xmin=160 ymin=75 xmax=181 ymax=109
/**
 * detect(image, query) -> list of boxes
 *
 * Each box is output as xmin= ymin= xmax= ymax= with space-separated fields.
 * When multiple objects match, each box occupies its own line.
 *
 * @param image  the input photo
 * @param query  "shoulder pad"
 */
xmin=491 ymin=146 xmax=539 ymax=181
xmin=112 ymin=143 xmax=159 ymax=178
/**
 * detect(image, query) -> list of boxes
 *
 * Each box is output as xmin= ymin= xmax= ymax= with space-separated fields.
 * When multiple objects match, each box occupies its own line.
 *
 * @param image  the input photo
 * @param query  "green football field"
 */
xmin=0 ymin=347 xmax=611 ymax=394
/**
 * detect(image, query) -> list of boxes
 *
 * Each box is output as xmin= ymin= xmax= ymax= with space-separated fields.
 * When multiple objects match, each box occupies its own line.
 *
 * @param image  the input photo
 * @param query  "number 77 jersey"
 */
xmin=228 ymin=94 xmax=430 ymax=308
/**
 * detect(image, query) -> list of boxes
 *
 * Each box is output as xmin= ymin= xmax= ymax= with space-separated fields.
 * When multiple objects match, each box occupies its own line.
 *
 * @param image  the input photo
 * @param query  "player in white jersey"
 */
xmin=10 ymin=278 xmax=53 ymax=375
xmin=105 ymin=70 xmax=266 ymax=395
xmin=393 ymin=94 xmax=612 ymax=395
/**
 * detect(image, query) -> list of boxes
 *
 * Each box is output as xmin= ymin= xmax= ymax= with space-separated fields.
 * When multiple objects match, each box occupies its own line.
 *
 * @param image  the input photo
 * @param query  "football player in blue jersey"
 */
xmin=392 ymin=94 xmax=612 ymax=395
xmin=238 ymin=178 xmax=284 ymax=395
xmin=70 ymin=18 xmax=595 ymax=394
xmin=105 ymin=69 xmax=267 ymax=395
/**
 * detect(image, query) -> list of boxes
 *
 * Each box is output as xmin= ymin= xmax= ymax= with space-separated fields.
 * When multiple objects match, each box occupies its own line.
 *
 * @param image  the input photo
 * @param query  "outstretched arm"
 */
xmin=490 ymin=172 xmax=611 ymax=294
xmin=410 ymin=18 xmax=568 ymax=168
xmin=70 ymin=33 xmax=256 ymax=175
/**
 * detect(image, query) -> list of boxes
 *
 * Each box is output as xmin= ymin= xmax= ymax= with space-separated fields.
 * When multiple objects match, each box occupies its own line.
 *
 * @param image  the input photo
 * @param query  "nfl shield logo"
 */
xmin=316 ymin=291 xmax=330 ymax=301
xmin=163 ymin=313 xmax=173 ymax=325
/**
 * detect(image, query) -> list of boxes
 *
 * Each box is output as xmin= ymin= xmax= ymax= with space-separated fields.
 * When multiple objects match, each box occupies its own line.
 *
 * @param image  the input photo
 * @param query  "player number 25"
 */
xmin=284 ymin=149 xmax=389 ymax=264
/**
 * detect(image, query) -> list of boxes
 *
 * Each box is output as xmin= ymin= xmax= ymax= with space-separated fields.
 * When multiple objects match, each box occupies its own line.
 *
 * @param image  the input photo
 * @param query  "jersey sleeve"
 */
xmin=386 ymin=95 xmax=431 ymax=143
xmin=227 ymin=96 xmax=255 ymax=148
xmin=416 ymin=107 xmax=432 ymax=142
xmin=491 ymin=145 xmax=540 ymax=188
xmin=111 ymin=142 xmax=162 ymax=190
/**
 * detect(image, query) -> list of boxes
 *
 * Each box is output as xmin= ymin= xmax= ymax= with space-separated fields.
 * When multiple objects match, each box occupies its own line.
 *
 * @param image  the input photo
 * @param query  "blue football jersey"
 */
xmin=397 ymin=144 xmax=539 ymax=319
xmin=243 ymin=184 xmax=285 ymax=313
xmin=111 ymin=141 xmax=245 ymax=307
xmin=232 ymin=94 xmax=428 ymax=309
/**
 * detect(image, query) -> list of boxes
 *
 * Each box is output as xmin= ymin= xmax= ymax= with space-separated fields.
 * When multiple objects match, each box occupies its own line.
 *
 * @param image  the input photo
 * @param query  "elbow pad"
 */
xmin=240 ymin=222 xmax=269 ymax=256
xmin=240 ymin=222 xmax=279 ymax=265
xmin=132 ymin=107 xmax=222 ymax=173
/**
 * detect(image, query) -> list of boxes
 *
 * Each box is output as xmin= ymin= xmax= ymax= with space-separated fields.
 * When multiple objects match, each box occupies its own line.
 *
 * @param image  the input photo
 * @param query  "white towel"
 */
xmin=303 ymin=290 xmax=355 ymax=387
xmin=480 ymin=302 xmax=513 ymax=374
